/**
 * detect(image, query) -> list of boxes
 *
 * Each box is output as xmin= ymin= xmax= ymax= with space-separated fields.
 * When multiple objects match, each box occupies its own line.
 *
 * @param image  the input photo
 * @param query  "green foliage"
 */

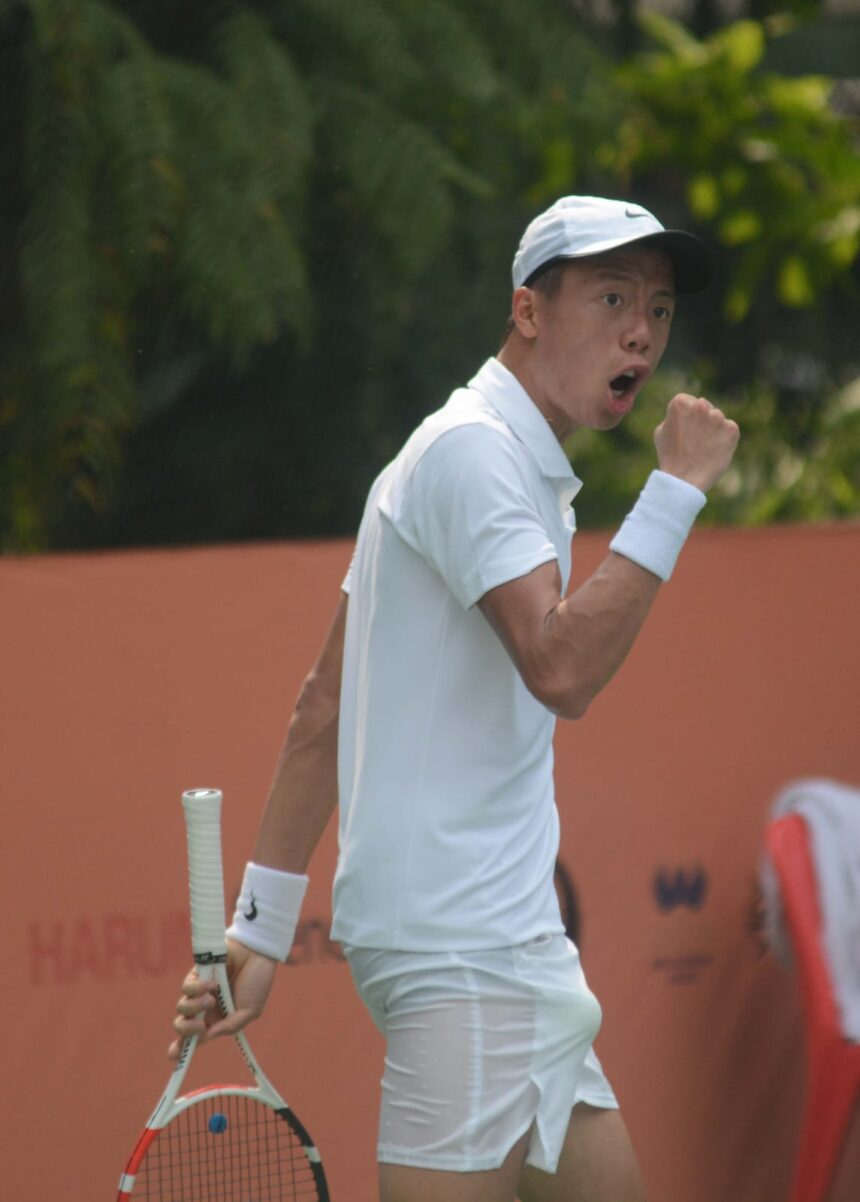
xmin=566 ymin=369 xmax=859 ymax=531
xmin=5 ymin=0 xmax=323 ymax=546
xmin=609 ymin=12 xmax=860 ymax=323
xmin=1 ymin=1 xmax=857 ymax=552
xmin=3 ymin=0 xmax=614 ymax=549
xmin=711 ymin=379 xmax=860 ymax=525
xmin=554 ymin=11 xmax=859 ymax=531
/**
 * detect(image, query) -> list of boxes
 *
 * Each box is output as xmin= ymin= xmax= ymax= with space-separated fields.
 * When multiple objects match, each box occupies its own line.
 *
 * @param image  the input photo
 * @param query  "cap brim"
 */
xmin=633 ymin=229 xmax=715 ymax=294
xmin=520 ymin=228 xmax=715 ymax=294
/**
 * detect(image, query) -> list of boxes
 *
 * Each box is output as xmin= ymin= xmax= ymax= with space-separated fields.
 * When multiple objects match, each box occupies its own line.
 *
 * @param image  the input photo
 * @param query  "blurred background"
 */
xmin=1 ymin=0 xmax=858 ymax=554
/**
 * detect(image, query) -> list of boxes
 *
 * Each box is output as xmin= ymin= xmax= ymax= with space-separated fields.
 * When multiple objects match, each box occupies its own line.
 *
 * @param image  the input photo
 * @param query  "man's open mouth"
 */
xmin=609 ymin=370 xmax=638 ymax=399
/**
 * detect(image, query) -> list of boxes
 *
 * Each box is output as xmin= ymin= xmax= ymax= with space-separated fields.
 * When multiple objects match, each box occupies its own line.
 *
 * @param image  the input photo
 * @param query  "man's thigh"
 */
xmin=518 ymin=1103 xmax=647 ymax=1202
xmin=379 ymin=1129 xmax=532 ymax=1202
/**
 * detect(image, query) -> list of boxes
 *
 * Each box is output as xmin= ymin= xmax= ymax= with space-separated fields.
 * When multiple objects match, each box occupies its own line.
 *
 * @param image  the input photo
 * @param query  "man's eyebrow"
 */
xmin=590 ymin=268 xmax=676 ymax=299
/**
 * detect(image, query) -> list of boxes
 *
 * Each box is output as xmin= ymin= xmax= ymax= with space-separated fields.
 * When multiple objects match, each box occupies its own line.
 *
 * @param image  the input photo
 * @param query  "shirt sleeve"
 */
xmin=385 ymin=423 xmax=558 ymax=609
xmin=341 ymin=545 xmax=356 ymax=595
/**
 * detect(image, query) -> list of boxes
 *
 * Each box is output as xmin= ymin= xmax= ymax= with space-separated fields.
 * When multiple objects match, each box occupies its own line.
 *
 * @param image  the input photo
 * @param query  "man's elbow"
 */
xmin=546 ymin=687 xmax=592 ymax=722
xmin=293 ymin=668 xmax=340 ymax=727
xmin=525 ymin=665 xmax=593 ymax=722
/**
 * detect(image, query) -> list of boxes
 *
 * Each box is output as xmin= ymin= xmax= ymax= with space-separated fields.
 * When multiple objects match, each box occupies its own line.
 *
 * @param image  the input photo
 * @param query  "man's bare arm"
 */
xmin=252 ymin=592 xmax=347 ymax=873
xmin=480 ymin=552 xmax=661 ymax=720
xmin=479 ymin=394 xmax=739 ymax=720
xmin=170 ymin=593 xmax=346 ymax=1056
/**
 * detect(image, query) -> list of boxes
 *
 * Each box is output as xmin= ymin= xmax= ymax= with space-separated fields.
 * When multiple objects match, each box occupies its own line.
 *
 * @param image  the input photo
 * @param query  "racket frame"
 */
xmin=116 ymin=788 xmax=328 ymax=1201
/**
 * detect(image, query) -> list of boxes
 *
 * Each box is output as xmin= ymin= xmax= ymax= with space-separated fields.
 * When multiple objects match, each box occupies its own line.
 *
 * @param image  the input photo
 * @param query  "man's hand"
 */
xmin=168 ymin=938 xmax=278 ymax=1060
xmin=654 ymin=394 xmax=740 ymax=493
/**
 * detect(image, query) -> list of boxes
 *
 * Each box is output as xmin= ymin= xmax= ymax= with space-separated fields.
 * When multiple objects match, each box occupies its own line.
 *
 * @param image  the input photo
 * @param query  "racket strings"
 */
xmin=132 ymin=1094 xmax=323 ymax=1200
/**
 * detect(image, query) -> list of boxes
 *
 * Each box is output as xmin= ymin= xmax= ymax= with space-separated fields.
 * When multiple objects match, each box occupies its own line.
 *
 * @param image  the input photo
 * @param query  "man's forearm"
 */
xmin=252 ymin=685 xmax=339 ymax=873
xmin=479 ymin=552 xmax=661 ymax=721
xmin=543 ymin=551 xmax=661 ymax=718
xmin=252 ymin=595 xmax=346 ymax=873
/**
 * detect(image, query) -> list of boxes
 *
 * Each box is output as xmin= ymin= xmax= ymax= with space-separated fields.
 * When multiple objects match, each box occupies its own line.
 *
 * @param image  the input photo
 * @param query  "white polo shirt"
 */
xmin=331 ymin=358 xmax=582 ymax=951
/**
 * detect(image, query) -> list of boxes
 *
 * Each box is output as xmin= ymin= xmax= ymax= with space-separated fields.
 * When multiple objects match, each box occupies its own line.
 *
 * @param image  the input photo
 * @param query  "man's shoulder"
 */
xmin=372 ymin=386 xmax=524 ymax=533
xmin=401 ymin=385 xmax=514 ymax=468
xmin=427 ymin=383 xmax=509 ymax=435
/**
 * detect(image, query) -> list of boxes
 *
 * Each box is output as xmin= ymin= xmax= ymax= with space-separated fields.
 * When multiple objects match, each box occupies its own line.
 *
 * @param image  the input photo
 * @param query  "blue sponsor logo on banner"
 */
xmin=653 ymin=865 xmax=708 ymax=911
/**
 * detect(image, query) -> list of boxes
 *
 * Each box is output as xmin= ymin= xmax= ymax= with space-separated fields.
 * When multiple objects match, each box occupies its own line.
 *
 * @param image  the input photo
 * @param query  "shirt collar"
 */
xmin=467 ymin=358 xmax=582 ymax=507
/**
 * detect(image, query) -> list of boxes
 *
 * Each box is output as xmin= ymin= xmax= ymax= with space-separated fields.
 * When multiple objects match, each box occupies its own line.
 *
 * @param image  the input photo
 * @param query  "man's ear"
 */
xmin=510 ymin=286 xmax=541 ymax=341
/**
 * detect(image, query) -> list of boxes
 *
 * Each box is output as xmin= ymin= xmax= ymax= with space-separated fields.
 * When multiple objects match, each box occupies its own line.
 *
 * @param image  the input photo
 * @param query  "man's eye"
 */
xmin=603 ymin=293 xmax=622 ymax=307
xmin=654 ymin=305 xmax=673 ymax=320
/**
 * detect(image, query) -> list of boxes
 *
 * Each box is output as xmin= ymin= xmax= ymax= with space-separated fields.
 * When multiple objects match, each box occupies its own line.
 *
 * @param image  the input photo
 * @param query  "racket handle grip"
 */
xmin=181 ymin=788 xmax=228 ymax=961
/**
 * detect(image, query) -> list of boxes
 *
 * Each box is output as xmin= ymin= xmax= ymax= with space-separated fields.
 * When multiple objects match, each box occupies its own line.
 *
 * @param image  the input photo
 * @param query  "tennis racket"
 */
xmin=117 ymin=787 xmax=330 ymax=1201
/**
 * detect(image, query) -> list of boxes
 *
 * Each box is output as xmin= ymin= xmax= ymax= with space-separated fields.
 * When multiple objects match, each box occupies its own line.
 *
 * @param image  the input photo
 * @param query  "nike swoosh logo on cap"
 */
xmin=625 ymin=208 xmax=647 ymax=219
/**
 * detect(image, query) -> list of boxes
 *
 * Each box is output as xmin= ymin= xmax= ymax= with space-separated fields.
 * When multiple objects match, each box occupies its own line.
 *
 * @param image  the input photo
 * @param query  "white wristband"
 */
xmin=609 ymin=470 xmax=706 ymax=582
xmin=226 ymin=862 xmax=309 ymax=962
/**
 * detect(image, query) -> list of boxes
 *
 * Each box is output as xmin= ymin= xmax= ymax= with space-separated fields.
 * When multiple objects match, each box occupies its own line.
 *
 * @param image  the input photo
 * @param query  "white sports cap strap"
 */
xmin=512 ymin=195 xmax=713 ymax=293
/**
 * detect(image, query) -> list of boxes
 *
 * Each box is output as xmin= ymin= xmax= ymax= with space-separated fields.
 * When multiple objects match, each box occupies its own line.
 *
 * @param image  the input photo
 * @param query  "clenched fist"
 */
xmin=654 ymin=394 xmax=739 ymax=493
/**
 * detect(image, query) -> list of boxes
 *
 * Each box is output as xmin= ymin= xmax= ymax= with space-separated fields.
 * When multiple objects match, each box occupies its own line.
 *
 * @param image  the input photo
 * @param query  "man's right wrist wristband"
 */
xmin=226 ymin=862 xmax=309 ymax=963
xmin=609 ymin=470 xmax=706 ymax=582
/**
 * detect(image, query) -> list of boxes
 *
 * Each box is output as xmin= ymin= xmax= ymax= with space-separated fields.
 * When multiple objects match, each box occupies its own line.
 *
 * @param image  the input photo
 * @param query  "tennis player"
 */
xmin=172 ymin=196 xmax=739 ymax=1202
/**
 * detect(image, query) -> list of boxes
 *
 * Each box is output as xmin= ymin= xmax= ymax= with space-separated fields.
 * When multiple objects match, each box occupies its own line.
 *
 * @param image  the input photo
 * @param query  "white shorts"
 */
xmin=343 ymin=934 xmax=618 ymax=1174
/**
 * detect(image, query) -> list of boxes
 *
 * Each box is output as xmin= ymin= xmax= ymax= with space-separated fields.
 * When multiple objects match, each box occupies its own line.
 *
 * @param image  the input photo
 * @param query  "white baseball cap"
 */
xmin=512 ymin=195 xmax=714 ymax=293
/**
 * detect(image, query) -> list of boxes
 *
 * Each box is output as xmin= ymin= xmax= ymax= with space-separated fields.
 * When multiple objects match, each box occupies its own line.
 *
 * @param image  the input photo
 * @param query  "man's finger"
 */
xmin=202 ymin=1008 xmax=257 ymax=1043
xmin=167 ymin=1009 xmax=218 ymax=1060
xmin=179 ymin=973 xmax=219 ymax=999
xmin=175 ymin=991 xmax=218 ymax=1020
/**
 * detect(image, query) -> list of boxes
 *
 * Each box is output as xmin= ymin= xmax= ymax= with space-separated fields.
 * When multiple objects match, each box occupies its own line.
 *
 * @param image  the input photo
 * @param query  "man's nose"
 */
xmin=624 ymin=314 xmax=650 ymax=354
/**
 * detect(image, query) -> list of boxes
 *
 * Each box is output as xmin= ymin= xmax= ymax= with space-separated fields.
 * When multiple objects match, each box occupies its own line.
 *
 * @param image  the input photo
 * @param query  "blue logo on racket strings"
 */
xmin=243 ymin=891 xmax=258 ymax=921
xmin=209 ymin=1113 xmax=228 ymax=1135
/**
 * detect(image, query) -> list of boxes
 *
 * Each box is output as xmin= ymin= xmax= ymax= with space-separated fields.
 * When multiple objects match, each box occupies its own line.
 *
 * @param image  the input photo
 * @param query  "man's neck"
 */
xmin=496 ymin=343 xmax=575 ymax=444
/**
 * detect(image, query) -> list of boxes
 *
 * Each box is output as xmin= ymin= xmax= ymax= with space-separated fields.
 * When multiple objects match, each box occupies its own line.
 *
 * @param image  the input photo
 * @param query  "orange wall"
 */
xmin=2 ymin=526 xmax=858 ymax=1201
